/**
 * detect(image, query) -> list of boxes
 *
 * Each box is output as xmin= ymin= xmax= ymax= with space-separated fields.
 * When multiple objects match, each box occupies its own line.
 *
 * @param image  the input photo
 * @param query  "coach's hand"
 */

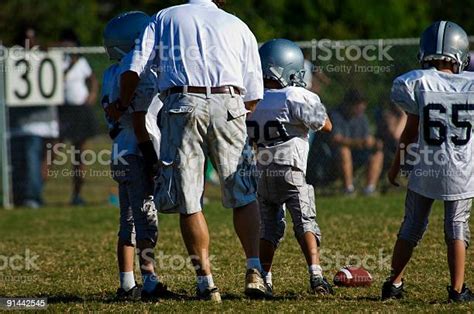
xmin=387 ymin=165 xmax=400 ymax=187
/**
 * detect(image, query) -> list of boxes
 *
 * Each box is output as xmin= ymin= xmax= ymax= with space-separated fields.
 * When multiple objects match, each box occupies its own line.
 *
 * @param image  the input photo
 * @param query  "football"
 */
xmin=333 ymin=266 xmax=373 ymax=287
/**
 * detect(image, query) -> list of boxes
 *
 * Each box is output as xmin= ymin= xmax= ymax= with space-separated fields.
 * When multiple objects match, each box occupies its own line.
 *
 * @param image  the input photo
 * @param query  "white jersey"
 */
xmin=247 ymin=86 xmax=327 ymax=173
xmin=391 ymin=68 xmax=474 ymax=201
xmin=123 ymin=0 xmax=263 ymax=102
xmin=101 ymin=61 xmax=162 ymax=161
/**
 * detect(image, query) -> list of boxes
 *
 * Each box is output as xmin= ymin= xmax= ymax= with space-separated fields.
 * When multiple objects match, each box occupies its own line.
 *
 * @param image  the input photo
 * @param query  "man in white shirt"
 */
xmin=109 ymin=0 xmax=268 ymax=302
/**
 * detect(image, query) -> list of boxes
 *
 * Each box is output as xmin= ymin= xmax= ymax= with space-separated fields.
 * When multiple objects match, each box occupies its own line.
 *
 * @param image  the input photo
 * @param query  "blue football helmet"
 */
xmin=259 ymin=39 xmax=306 ymax=87
xmin=103 ymin=11 xmax=150 ymax=61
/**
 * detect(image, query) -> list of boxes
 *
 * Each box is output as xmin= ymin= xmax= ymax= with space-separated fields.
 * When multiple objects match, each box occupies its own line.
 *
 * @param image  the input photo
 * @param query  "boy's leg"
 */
xmin=116 ymin=182 xmax=137 ymax=292
xmin=297 ymin=232 xmax=320 ymax=268
xmin=389 ymin=239 xmax=415 ymax=284
xmin=444 ymin=199 xmax=471 ymax=292
xmin=447 ymin=240 xmax=466 ymax=292
xmin=285 ymin=181 xmax=322 ymax=273
xmin=285 ymin=172 xmax=332 ymax=294
xmin=126 ymin=156 xmax=160 ymax=294
xmin=389 ymin=190 xmax=434 ymax=283
xmin=259 ymin=198 xmax=286 ymax=281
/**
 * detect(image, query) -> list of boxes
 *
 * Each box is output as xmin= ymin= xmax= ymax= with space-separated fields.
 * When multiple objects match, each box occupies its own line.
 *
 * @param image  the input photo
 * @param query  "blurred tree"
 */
xmin=0 ymin=0 xmax=470 ymax=46
xmin=0 ymin=0 xmax=101 ymax=46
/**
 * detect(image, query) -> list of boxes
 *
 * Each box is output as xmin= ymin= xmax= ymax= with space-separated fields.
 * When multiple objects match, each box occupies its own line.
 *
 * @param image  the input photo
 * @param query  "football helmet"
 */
xmin=418 ymin=21 xmax=470 ymax=73
xmin=259 ymin=39 xmax=306 ymax=87
xmin=103 ymin=11 xmax=150 ymax=61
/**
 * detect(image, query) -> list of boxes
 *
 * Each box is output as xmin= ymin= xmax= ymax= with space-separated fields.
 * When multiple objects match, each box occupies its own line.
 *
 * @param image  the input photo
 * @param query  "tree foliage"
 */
xmin=0 ymin=0 xmax=471 ymax=46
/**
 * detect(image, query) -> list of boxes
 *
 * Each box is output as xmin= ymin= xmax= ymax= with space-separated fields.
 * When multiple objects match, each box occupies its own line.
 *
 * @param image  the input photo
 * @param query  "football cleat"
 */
xmin=245 ymin=268 xmax=272 ymax=299
xmin=310 ymin=275 xmax=334 ymax=295
xmin=381 ymin=279 xmax=404 ymax=300
xmin=141 ymin=282 xmax=180 ymax=301
xmin=115 ymin=284 xmax=142 ymax=301
xmin=196 ymin=286 xmax=222 ymax=303
xmin=448 ymin=285 xmax=474 ymax=303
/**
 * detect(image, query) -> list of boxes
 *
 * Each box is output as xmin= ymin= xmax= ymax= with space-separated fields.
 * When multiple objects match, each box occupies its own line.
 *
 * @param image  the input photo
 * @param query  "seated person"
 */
xmin=375 ymin=97 xmax=407 ymax=172
xmin=329 ymin=89 xmax=383 ymax=195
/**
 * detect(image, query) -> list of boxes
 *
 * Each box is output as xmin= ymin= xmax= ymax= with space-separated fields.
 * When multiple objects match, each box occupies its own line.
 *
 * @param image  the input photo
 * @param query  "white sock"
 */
xmin=246 ymin=257 xmax=262 ymax=272
xmin=393 ymin=281 xmax=403 ymax=288
xmin=142 ymin=273 xmax=159 ymax=293
xmin=197 ymin=274 xmax=215 ymax=293
xmin=264 ymin=271 xmax=273 ymax=287
xmin=308 ymin=264 xmax=323 ymax=278
xmin=120 ymin=271 xmax=135 ymax=291
xmin=365 ymin=184 xmax=376 ymax=193
xmin=345 ymin=185 xmax=355 ymax=193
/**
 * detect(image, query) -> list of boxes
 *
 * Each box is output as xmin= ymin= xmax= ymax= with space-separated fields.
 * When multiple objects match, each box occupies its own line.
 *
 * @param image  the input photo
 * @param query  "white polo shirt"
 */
xmin=123 ymin=0 xmax=263 ymax=102
xmin=64 ymin=56 xmax=93 ymax=105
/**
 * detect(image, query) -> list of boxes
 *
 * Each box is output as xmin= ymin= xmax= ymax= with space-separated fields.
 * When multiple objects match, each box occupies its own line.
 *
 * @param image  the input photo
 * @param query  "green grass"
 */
xmin=0 ymin=192 xmax=473 ymax=312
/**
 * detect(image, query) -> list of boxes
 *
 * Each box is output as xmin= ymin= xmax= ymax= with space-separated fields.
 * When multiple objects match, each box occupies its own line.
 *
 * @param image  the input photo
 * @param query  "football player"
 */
xmin=383 ymin=21 xmax=474 ymax=303
xmin=102 ymin=11 xmax=167 ymax=301
xmin=247 ymin=39 xmax=333 ymax=295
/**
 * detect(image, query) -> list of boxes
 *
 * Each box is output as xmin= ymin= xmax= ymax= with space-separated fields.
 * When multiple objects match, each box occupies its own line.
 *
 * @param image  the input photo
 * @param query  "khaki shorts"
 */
xmin=155 ymin=92 xmax=257 ymax=214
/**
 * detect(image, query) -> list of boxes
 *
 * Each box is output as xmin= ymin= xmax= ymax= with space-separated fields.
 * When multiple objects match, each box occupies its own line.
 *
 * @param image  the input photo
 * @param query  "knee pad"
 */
xmin=293 ymin=220 xmax=321 ymax=245
xmin=135 ymin=197 xmax=159 ymax=246
xmin=261 ymin=217 xmax=286 ymax=248
xmin=397 ymin=218 xmax=428 ymax=247
xmin=118 ymin=227 xmax=136 ymax=246
xmin=445 ymin=220 xmax=470 ymax=248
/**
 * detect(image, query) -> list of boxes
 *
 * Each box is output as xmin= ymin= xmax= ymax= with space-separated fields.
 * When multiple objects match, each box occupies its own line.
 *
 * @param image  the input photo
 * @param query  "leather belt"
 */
xmin=163 ymin=85 xmax=241 ymax=96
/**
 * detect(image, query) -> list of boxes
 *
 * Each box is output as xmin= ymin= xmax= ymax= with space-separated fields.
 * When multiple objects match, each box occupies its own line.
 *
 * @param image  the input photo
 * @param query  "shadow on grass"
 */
xmin=338 ymin=295 xmax=382 ymax=302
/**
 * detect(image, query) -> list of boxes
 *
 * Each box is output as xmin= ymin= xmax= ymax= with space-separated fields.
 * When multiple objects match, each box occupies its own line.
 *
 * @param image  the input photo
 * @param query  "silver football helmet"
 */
xmin=418 ymin=21 xmax=470 ymax=73
xmin=103 ymin=11 xmax=150 ymax=61
xmin=259 ymin=39 xmax=306 ymax=87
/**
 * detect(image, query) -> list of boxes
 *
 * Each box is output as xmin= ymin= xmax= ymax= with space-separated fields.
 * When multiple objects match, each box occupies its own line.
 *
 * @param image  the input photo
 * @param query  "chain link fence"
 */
xmin=1 ymin=38 xmax=465 ymax=207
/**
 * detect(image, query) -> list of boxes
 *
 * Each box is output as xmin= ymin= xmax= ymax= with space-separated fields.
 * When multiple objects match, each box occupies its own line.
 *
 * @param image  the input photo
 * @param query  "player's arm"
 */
xmin=388 ymin=113 xmax=419 ymax=186
xmin=245 ymin=100 xmax=260 ymax=113
xmin=120 ymin=71 xmax=141 ymax=109
xmin=109 ymin=19 xmax=157 ymax=121
xmin=132 ymin=112 xmax=159 ymax=176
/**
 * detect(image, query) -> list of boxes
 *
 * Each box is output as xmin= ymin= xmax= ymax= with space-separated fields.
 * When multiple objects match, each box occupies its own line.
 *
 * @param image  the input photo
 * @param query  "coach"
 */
xmin=112 ymin=0 xmax=267 ymax=302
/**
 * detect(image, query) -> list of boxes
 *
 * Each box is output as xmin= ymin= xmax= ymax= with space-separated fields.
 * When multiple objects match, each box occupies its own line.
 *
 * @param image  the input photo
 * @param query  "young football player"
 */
xmin=102 ymin=11 xmax=166 ymax=301
xmin=383 ymin=21 xmax=474 ymax=303
xmin=247 ymin=39 xmax=333 ymax=295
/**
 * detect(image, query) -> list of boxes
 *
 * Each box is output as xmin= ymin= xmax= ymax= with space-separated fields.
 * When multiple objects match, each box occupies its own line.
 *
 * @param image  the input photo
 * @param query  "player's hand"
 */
xmin=105 ymin=100 xmax=125 ymax=122
xmin=387 ymin=165 xmax=400 ymax=187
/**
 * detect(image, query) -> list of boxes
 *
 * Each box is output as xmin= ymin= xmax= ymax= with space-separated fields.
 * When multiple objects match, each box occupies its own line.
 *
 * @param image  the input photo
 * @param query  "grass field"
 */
xmin=1 ymin=191 xmax=473 ymax=312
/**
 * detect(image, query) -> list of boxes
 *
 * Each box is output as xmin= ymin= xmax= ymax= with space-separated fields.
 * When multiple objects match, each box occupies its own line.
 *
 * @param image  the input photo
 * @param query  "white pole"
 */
xmin=0 ymin=58 xmax=12 ymax=209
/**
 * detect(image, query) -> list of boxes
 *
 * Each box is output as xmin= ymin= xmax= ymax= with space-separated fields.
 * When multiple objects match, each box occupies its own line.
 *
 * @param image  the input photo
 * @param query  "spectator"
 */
xmin=328 ymin=89 xmax=383 ymax=195
xmin=375 ymin=97 xmax=407 ymax=172
xmin=58 ymin=29 xmax=99 ymax=206
xmin=9 ymin=25 xmax=59 ymax=208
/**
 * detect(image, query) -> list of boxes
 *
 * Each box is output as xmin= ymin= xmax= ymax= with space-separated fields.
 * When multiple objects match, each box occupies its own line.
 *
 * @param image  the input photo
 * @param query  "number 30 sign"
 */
xmin=5 ymin=50 xmax=64 ymax=107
